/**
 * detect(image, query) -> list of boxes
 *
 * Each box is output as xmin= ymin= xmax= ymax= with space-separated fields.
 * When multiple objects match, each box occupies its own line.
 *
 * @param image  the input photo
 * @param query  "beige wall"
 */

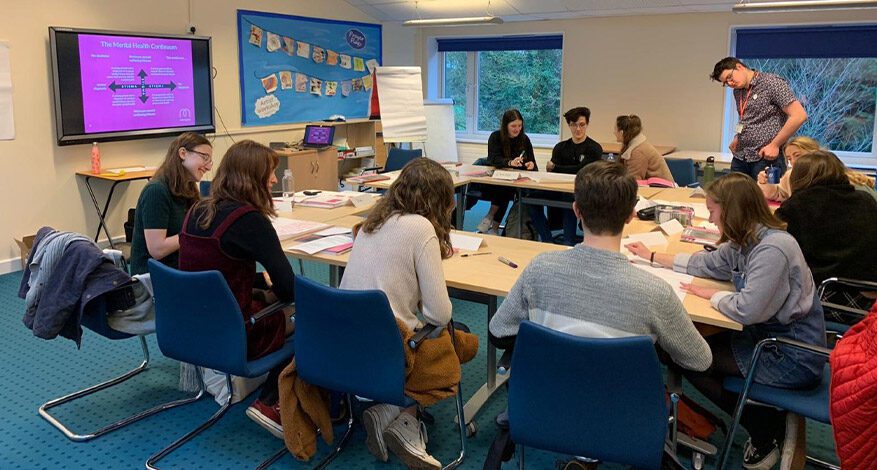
xmin=0 ymin=0 xmax=414 ymax=272
xmin=417 ymin=10 xmax=869 ymax=164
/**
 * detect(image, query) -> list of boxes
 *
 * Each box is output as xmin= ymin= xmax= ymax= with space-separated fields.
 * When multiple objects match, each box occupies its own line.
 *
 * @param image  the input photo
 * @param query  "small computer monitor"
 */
xmin=302 ymin=125 xmax=335 ymax=148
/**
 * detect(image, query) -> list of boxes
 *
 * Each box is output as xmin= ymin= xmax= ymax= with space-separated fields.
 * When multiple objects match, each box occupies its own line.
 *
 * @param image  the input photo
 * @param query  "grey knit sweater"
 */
xmin=489 ymin=244 xmax=712 ymax=371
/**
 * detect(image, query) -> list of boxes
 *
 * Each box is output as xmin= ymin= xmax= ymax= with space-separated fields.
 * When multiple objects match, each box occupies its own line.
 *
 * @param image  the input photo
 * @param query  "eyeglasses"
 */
xmin=720 ymin=70 xmax=737 ymax=87
xmin=187 ymin=149 xmax=213 ymax=164
xmin=569 ymin=122 xmax=588 ymax=129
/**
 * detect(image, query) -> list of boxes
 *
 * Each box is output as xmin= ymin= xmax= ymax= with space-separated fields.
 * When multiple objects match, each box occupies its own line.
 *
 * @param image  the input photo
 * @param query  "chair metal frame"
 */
xmin=717 ymin=337 xmax=835 ymax=470
xmin=256 ymin=277 xmax=467 ymax=470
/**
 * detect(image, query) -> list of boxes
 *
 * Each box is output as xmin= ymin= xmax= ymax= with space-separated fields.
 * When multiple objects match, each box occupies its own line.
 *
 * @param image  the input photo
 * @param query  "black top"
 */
xmin=184 ymin=201 xmax=295 ymax=302
xmin=130 ymin=178 xmax=192 ymax=275
xmin=550 ymin=137 xmax=604 ymax=174
xmin=486 ymin=130 xmax=537 ymax=170
xmin=775 ymin=184 xmax=877 ymax=285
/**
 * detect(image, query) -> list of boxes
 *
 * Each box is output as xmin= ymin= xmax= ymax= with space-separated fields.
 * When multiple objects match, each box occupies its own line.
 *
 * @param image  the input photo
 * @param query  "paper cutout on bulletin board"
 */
xmin=0 ymin=41 xmax=15 ymax=140
xmin=237 ymin=10 xmax=382 ymax=126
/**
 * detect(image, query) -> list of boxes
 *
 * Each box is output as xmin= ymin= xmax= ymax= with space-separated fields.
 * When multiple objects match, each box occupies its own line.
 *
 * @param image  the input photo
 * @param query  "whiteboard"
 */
xmin=412 ymin=99 xmax=458 ymax=162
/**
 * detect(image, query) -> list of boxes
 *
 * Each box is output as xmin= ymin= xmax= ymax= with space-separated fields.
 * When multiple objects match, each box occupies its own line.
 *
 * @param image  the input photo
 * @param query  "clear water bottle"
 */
xmin=605 ymin=153 xmax=616 ymax=162
xmin=703 ymin=156 xmax=716 ymax=186
xmin=282 ymin=169 xmax=295 ymax=208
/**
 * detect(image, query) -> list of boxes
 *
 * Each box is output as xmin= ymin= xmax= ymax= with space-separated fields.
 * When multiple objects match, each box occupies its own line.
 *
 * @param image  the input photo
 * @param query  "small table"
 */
xmin=76 ymin=169 xmax=155 ymax=248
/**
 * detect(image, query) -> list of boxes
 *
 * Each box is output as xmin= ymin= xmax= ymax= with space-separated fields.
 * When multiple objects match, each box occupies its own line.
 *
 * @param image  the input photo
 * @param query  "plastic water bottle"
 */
xmin=605 ymin=153 xmax=616 ymax=162
xmin=91 ymin=142 xmax=101 ymax=174
xmin=703 ymin=156 xmax=716 ymax=186
xmin=282 ymin=169 xmax=295 ymax=208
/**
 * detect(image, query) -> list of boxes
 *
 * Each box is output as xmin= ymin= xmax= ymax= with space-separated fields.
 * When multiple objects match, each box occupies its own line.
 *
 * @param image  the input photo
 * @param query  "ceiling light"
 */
xmin=732 ymin=0 xmax=877 ymax=13
xmin=402 ymin=16 xmax=504 ymax=26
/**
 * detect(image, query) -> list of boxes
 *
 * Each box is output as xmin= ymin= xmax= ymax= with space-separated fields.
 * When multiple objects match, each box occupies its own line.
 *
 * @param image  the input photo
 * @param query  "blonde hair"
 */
xmin=786 ymin=136 xmax=820 ymax=155
xmin=706 ymin=173 xmax=785 ymax=248
xmin=357 ymin=158 xmax=455 ymax=259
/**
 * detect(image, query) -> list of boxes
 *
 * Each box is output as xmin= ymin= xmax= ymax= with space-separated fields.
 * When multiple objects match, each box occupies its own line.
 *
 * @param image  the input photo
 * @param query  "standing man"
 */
xmin=711 ymin=57 xmax=807 ymax=179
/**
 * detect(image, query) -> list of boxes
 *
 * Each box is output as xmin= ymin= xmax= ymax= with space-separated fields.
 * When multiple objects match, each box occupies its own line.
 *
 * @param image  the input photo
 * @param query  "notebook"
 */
xmin=302 ymin=125 xmax=335 ymax=148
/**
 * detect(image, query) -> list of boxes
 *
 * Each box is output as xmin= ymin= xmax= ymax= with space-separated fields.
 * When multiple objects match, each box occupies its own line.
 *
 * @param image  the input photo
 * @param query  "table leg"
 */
xmin=456 ymin=184 xmax=467 ymax=230
xmin=329 ymin=265 xmax=340 ymax=287
xmin=516 ymin=188 xmax=523 ymax=237
xmin=82 ymin=176 xmax=116 ymax=247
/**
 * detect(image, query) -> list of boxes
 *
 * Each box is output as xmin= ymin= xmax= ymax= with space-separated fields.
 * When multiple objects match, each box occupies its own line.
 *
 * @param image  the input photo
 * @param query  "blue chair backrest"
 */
xmin=385 ymin=148 xmax=423 ymax=173
xmin=473 ymin=157 xmax=489 ymax=166
xmin=509 ymin=321 xmax=667 ymax=470
xmin=666 ymin=158 xmax=696 ymax=187
xmin=199 ymin=180 xmax=212 ymax=198
xmin=293 ymin=276 xmax=408 ymax=406
xmin=148 ymin=259 xmax=250 ymax=376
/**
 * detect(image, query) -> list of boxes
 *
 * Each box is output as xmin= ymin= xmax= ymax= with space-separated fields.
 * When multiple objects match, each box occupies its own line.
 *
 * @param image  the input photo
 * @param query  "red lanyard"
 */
xmin=737 ymin=72 xmax=758 ymax=119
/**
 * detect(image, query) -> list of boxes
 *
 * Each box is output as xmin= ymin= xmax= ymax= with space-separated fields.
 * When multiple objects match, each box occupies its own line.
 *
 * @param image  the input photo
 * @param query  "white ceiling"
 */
xmin=345 ymin=0 xmax=743 ymax=23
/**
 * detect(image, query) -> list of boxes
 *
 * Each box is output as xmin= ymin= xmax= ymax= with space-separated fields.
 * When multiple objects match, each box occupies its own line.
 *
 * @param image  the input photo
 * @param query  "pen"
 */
xmin=498 ymin=256 xmax=518 ymax=269
xmin=461 ymin=252 xmax=492 ymax=257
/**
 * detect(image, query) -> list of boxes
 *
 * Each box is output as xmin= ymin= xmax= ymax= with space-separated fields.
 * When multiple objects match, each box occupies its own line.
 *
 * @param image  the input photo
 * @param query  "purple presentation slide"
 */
xmin=78 ymin=34 xmax=196 ymax=133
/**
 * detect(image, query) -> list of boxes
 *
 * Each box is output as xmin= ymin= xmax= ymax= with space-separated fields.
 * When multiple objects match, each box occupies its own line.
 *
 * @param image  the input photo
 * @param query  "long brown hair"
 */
xmin=706 ymin=172 xmax=785 ymax=248
xmin=154 ymin=132 xmax=210 ymax=205
xmin=790 ymin=149 xmax=875 ymax=192
xmin=357 ymin=158 xmax=455 ymax=259
xmin=499 ymin=109 xmax=525 ymax=160
xmin=616 ymin=115 xmax=643 ymax=155
xmin=193 ymin=140 xmax=279 ymax=229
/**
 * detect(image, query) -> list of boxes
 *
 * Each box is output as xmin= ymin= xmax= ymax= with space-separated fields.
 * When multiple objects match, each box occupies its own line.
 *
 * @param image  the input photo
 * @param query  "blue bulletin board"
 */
xmin=237 ymin=10 xmax=382 ymax=126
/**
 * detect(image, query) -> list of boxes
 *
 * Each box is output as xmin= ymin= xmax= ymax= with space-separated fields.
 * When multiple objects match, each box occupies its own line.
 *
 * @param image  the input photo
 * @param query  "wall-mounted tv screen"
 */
xmin=49 ymin=27 xmax=215 ymax=146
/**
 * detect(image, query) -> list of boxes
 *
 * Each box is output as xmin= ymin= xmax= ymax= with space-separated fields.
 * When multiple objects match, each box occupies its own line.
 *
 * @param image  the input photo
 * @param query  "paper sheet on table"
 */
xmin=659 ymin=219 xmax=684 ymax=235
xmin=290 ymin=235 xmax=353 ymax=255
xmin=0 ymin=41 xmax=14 ymax=140
xmin=631 ymin=263 xmax=693 ymax=302
xmin=689 ymin=202 xmax=709 ymax=219
xmin=314 ymin=226 xmax=353 ymax=236
xmin=635 ymin=198 xmax=657 ymax=212
xmin=450 ymin=232 xmax=484 ymax=251
xmin=620 ymin=231 xmax=668 ymax=260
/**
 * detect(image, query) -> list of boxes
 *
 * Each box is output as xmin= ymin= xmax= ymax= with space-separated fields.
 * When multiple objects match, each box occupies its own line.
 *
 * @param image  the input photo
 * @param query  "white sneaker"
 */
xmin=362 ymin=404 xmax=402 ymax=462
xmin=742 ymin=438 xmax=780 ymax=470
xmin=383 ymin=414 xmax=441 ymax=469
xmin=476 ymin=217 xmax=493 ymax=233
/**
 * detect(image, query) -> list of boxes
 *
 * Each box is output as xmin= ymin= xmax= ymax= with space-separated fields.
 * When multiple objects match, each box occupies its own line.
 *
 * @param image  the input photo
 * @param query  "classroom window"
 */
xmin=438 ymin=35 xmax=563 ymax=141
xmin=728 ymin=25 xmax=877 ymax=164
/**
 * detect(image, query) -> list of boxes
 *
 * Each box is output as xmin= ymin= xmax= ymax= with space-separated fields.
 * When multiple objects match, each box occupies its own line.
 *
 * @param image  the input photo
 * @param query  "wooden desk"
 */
xmin=601 ymin=142 xmax=676 ymax=156
xmin=76 ymin=169 xmax=156 ymax=248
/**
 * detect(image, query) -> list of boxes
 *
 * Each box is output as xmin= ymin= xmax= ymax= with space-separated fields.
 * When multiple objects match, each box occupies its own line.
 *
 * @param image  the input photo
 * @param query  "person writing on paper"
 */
xmin=130 ymin=132 xmax=213 ymax=275
xmin=626 ymin=173 xmax=826 ymax=468
xmin=490 ymin=161 xmax=712 ymax=368
xmin=757 ymin=136 xmax=819 ymax=202
xmin=529 ymin=106 xmax=603 ymax=245
xmin=711 ymin=57 xmax=807 ymax=180
xmin=178 ymin=140 xmax=295 ymax=439
xmin=775 ymin=150 xmax=877 ymax=323
xmin=614 ymin=114 xmax=674 ymax=183
xmin=341 ymin=158 xmax=468 ymax=469
xmin=477 ymin=109 xmax=538 ymax=234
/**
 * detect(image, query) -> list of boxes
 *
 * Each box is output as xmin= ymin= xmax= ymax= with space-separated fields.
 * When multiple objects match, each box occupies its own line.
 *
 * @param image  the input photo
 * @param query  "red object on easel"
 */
xmin=369 ymin=72 xmax=380 ymax=119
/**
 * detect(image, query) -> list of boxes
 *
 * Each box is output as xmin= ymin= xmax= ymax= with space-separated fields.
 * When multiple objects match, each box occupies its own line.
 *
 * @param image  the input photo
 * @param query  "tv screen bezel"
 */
xmin=49 ymin=26 xmax=216 ymax=146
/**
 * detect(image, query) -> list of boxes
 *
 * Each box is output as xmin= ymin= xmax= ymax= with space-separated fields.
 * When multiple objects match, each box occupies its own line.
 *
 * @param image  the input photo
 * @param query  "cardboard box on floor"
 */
xmin=15 ymin=235 xmax=36 ymax=269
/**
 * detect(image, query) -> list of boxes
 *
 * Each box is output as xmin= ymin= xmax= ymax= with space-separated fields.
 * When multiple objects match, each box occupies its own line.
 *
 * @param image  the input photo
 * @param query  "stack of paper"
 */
xmin=271 ymin=218 xmax=331 ymax=241
xmin=527 ymin=172 xmax=576 ymax=184
xmin=491 ymin=170 xmax=521 ymax=181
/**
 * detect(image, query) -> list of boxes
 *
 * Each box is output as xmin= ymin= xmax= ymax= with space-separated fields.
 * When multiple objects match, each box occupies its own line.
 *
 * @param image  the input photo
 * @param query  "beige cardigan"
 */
xmin=621 ymin=134 xmax=675 ymax=182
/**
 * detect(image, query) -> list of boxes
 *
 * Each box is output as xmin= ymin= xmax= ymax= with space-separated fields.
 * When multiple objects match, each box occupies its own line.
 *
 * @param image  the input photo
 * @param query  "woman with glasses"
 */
xmin=529 ymin=107 xmax=602 ymax=245
xmin=130 ymin=132 xmax=213 ymax=275
xmin=614 ymin=114 xmax=674 ymax=183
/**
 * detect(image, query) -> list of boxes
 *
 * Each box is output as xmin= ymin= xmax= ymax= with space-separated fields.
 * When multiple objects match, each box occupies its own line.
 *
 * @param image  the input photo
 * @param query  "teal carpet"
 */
xmin=0 ymin=203 xmax=839 ymax=468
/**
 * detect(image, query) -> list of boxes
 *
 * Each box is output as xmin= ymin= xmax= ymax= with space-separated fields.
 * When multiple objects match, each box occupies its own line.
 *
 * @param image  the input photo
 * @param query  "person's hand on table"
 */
xmin=680 ymin=282 xmax=720 ymax=299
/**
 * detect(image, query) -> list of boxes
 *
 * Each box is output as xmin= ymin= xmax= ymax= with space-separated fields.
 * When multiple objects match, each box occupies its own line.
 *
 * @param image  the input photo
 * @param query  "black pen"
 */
xmin=461 ymin=252 xmax=492 ymax=257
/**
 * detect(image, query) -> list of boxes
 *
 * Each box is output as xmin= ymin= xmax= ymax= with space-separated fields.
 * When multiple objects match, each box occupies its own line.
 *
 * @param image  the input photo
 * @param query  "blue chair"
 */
xmin=508 ymin=321 xmax=675 ymax=470
xmin=199 ymin=180 xmax=212 ymax=198
xmin=38 ymin=282 xmax=204 ymax=441
xmin=257 ymin=275 xmax=467 ymax=469
xmin=666 ymin=158 xmax=697 ymax=187
xmin=717 ymin=337 xmax=834 ymax=470
xmin=146 ymin=259 xmax=295 ymax=470
xmin=817 ymin=277 xmax=877 ymax=340
xmin=384 ymin=147 xmax=423 ymax=173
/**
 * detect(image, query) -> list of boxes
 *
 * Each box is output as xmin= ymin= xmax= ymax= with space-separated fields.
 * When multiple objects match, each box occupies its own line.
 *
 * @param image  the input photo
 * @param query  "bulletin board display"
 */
xmin=237 ymin=10 xmax=382 ymax=126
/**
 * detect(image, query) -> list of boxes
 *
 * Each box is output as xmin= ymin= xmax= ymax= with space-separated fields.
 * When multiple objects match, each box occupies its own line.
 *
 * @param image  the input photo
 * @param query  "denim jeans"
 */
xmin=527 ymin=191 xmax=578 ymax=245
xmin=731 ymin=154 xmax=787 ymax=180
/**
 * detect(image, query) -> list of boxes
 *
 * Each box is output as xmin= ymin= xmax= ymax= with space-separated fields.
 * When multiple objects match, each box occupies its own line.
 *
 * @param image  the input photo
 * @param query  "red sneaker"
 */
xmin=246 ymin=399 xmax=283 ymax=439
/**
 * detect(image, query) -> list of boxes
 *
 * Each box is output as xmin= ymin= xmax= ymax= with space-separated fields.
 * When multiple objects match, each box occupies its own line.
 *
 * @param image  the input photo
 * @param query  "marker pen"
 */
xmin=498 ymin=256 xmax=518 ymax=269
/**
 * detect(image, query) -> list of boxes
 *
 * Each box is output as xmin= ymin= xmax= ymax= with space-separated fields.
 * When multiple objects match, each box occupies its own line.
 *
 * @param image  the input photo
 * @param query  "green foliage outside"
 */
xmin=748 ymin=58 xmax=877 ymax=153
xmin=443 ymin=49 xmax=562 ymax=135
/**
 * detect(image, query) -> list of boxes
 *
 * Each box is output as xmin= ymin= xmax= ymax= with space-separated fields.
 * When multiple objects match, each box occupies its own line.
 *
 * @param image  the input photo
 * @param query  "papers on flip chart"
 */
xmin=450 ymin=232 xmax=484 ymax=252
xmin=289 ymin=235 xmax=354 ymax=255
xmin=491 ymin=170 xmax=521 ymax=181
xmin=631 ymin=263 xmax=694 ymax=302
xmin=314 ymin=226 xmax=352 ymax=236
xmin=527 ymin=172 xmax=576 ymax=184
xmin=271 ymin=218 xmax=331 ymax=241
xmin=659 ymin=219 xmax=685 ymax=236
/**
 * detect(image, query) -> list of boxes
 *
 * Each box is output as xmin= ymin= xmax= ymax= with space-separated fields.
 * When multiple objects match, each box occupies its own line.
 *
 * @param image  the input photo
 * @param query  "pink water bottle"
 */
xmin=91 ymin=142 xmax=101 ymax=174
